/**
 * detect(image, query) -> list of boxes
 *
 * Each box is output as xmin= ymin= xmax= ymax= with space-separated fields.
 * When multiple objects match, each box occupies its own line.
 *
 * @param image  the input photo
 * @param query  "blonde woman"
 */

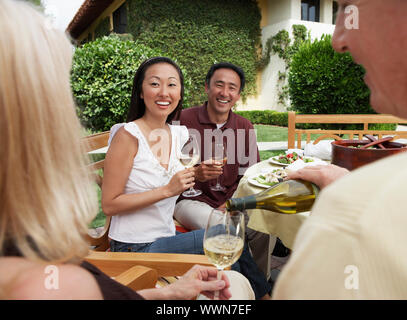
xmin=0 ymin=0 xmax=234 ymax=300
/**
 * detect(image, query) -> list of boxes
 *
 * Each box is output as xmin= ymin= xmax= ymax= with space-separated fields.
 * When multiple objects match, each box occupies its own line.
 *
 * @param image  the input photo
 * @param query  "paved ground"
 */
xmin=257 ymin=141 xmax=290 ymax=151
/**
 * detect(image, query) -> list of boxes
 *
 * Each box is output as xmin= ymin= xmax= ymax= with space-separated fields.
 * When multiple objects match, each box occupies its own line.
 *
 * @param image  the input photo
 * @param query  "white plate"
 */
xmin=268 ymin=156 xmax=290 ymax=167
xmin=268 ymin=155 xmax=319 ymax=167
xmin=247 ymin=174 xmax=279 ymax=189
xmin=286 ymin=157 xmax=328 ymax=171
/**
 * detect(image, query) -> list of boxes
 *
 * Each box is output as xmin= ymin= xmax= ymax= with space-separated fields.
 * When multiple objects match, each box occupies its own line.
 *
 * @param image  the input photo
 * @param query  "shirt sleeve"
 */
xmin=108 ymin=123 xmax=125 ymax=146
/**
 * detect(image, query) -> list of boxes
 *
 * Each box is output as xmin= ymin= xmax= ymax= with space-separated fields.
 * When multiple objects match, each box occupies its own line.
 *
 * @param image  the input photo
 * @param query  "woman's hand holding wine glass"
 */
xmin=203 ymin=207 xmax=245 ymax=300
xmin=176 ymin=135 xmax=202 ymax=197
xmin=163 ymin=169 xmax=195 ymax=197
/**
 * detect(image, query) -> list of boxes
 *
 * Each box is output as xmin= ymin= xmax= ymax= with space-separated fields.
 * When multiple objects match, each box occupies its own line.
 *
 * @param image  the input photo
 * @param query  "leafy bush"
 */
xmin=288 ymin=35 xmax=395 ymax=130
xmin=127 ymin=0 xmax=261 ymax=107
xmin=71 ymin=35 xmax=192 ymax=132
xmin=289 ymin=35 xmax=373 ymax=115
xmin=235 ymin=110 xmax=288 ymax=126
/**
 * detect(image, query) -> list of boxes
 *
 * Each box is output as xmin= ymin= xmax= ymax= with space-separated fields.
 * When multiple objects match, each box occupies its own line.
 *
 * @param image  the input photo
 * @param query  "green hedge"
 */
xmin=289 ymin=35 xmax=372 ymax=115
xmin=127 ymin=0 xmax=261 ymax=107
xmin=71 ymin=35 xmax=192 ymax=132
xmin=288 ymin=35 xmax=395 ymax=130
xmin=235 ymin=110 xmax=288 ymax=126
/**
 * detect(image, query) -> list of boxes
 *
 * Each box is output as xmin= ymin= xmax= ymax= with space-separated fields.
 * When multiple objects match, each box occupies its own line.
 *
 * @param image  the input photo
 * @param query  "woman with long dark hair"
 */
xmin=102 ymin=57 xmax=270 ymax=299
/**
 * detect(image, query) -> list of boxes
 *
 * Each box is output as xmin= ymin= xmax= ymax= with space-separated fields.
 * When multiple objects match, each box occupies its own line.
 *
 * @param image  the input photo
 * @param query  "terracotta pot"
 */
xmin=331 ymin=139 xmax=407 ymax=171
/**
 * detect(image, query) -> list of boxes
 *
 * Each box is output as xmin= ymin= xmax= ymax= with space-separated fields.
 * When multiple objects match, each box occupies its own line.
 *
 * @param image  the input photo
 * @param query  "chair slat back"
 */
xmin=287 ymin=111 xmax=407 ymax=149
xmin=83 ymin=131 xmax=111 ymax=251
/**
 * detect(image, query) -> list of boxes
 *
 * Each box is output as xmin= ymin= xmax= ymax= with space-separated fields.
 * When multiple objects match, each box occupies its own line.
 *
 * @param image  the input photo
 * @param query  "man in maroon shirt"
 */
xmin=174 ymin=62 xmax=273 ymax=279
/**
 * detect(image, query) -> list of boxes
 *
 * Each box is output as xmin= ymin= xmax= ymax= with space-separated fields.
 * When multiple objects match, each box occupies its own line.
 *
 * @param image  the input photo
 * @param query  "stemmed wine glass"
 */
xmin=210 ymin=141 xmax=227 ymax=191
xmin=177 ymin=135 xmax=202 ymax=197
xmin=203 ymin=207 xmax=245 ymax=300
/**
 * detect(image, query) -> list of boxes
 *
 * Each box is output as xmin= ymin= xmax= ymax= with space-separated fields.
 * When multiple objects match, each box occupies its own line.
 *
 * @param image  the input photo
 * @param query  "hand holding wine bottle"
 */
xmin=226 ymin=179 xmax=319 ymax=214
xmin=285 ymin=164 xmax=349 ymax=189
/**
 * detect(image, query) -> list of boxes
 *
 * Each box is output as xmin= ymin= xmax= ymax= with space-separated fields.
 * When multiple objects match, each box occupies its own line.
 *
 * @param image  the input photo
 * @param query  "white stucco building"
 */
xmin=66 ymin=0 xmax=337 ymax=112
xmin=238 ymin=0 xmax=337 ymax=111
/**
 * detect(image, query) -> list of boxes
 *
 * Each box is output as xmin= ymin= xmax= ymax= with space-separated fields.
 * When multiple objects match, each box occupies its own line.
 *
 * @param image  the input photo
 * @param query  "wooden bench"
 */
xmin=287 ymin=111 xmax=407 ymax=149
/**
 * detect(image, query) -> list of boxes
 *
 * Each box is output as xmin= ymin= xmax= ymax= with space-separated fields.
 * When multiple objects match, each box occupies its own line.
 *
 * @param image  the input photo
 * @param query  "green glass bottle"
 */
xmin=226 ymin=180 xmax=319 ymax=214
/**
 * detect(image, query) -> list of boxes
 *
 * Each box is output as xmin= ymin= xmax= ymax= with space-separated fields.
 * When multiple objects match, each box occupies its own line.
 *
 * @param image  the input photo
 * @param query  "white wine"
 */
xmin=212 ymin=157 xmax=227 ymax=168
xmin=179 ymin=154 xmax=200 ymax=168
xmin=204 ymin=234 xmax=244 ymax=269
xmin=226 ymin=179 xmax=319 ymax=214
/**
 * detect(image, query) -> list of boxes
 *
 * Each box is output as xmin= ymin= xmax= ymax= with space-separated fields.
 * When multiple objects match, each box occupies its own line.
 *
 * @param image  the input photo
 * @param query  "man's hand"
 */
xmin=286 ymin=164 xmax=349 ymax=189
xmin=218 ymin=202 xmax=226 ymax=209
xmin=195 ymin=159 xmax=223 ymax=182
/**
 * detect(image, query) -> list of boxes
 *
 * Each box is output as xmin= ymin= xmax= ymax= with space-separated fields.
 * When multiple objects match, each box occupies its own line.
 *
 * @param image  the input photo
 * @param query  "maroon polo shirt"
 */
xmin=175 ymin=102 xmax=260 ymax=208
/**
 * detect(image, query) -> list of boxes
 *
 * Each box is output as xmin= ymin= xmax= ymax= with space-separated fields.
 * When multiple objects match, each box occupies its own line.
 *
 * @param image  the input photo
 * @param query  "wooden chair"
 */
xmin=82 ymin=131 xmax=111 ymax=251
xmin=85 ymin=251 xmax=212 ymax=290
xmin=82 ymin=131 xmax=191 ymax=250
xmin=287 ymin=111 xmax=407 ymax=149
xmin=82 ymin=131 xmax=211 ymax=291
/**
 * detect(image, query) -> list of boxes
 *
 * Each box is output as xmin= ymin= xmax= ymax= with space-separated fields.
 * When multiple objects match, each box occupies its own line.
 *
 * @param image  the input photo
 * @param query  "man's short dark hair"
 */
xmin=205 ymin=62 xmax=245 ymax=93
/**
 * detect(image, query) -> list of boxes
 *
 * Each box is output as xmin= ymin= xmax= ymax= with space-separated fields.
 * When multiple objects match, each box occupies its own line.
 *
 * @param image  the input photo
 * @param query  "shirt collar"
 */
xmin=198 ymin=102 xmax=237 ymax=129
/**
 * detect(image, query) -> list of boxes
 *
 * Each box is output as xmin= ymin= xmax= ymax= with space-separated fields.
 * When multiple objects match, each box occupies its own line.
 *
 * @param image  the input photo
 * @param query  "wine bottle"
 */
xmin=226 ymin=180 xmax=319 ymax=214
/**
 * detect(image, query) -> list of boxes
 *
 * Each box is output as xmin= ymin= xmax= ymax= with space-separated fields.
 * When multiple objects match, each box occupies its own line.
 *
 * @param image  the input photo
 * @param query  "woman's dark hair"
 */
xmin=127 ymin=57 xmax=184 ymax=123
xmin=205 ymin=62 xmax=245 ymax=93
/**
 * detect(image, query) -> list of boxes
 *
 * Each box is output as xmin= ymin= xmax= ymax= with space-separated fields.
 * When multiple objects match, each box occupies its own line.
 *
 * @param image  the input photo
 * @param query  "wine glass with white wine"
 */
xmin=177 ymin=135 xmax=202 ymax=197
xmin=210 ymin=141 xmax=227 ymax=191
xmin=203 ymin=207 xmax=245 ymax=300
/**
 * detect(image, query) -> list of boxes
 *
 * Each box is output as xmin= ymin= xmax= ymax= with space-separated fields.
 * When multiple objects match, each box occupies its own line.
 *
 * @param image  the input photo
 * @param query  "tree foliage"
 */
xmin=71 ymin=35 xmax=192 ymax=132
xmin=288 ymin=35 xmax=394 ymax=130
xmin=126 ymin=0 xmax=261 ymax=106
xmin=289 ymin=35 xmax=372 ymax=115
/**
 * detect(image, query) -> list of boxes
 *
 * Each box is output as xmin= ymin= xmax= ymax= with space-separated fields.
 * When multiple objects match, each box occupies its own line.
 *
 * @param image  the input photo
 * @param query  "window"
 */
xmin=113 ymin=3 xmax=127 ymax=34
xmin=332 ymin=1 xmax=338 ymax=24
xmin=301 ymin=0 xmax=320 ymax=22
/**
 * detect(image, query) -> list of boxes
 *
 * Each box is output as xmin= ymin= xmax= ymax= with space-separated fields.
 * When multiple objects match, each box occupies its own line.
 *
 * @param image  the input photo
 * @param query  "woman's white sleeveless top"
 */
xmin=107 ymin=122 xmax=189 ymax=243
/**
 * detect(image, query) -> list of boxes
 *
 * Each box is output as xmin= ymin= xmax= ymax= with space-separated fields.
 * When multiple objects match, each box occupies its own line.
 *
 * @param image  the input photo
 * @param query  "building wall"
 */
xmin=76 ymin=0 xmax=335 ymax=112
xmin=237 ymin=0 xmax=336 ymax=111
xmin=267 ymin=0 xmax=293 ymax=25
xmin=77 ymin=0 xmax=126 ymax=44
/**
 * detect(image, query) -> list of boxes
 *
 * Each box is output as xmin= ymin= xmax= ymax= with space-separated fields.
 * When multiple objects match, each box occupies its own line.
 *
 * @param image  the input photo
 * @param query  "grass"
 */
xmin=88 ymin=166 xmax=107 ymax=229
xmin=254 ymin=124 xmax=332 ymax=142
xmin=254 ymin=124 xmax=288 ymax=142
xmin=254 ymin=125 xmax=287 ymax=161
xmin=89 ymin=184 xmax=106 ymax=229
xmin=259 ymin=150 xmax=284 ymax=161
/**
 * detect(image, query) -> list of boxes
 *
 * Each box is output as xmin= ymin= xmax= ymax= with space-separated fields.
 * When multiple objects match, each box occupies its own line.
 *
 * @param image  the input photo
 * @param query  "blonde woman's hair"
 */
xmin=0 ymin=0 xmax=98 ymax=263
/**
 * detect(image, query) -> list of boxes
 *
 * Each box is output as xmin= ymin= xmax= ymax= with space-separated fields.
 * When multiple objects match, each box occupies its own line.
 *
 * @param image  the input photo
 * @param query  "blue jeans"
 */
xmin=110 ymin=229 xmax=271 ymax=299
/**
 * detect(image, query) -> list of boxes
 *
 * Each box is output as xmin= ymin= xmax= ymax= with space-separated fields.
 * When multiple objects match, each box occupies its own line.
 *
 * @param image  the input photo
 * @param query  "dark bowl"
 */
xmin=331 ymin=139 xmax=407 ymax=171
